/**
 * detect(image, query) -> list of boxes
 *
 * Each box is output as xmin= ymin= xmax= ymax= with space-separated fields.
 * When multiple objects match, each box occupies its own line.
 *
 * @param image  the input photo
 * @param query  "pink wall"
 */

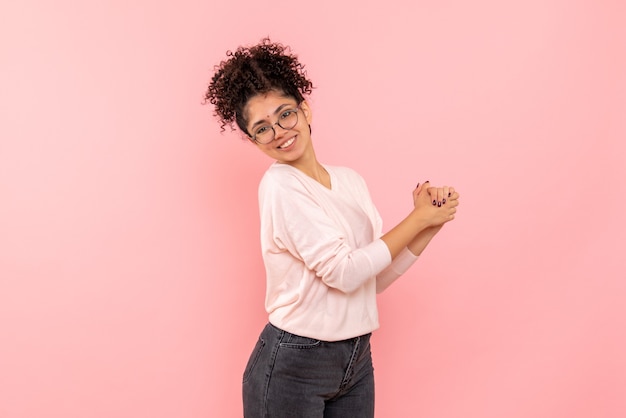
xmin=1 ymin=0 xmax=625 ymax=417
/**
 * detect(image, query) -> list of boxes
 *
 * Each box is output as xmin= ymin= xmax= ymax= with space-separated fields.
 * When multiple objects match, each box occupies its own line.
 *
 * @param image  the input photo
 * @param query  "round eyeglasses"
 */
xmin=250 ymin=106 xmax=301 ymax=144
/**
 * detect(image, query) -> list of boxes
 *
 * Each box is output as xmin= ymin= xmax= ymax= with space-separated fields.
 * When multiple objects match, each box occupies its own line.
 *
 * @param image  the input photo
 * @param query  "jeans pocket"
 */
xmin=242 ymin=337 xmax=266 ymax=383
xmin=279 ymin=333 xmax=322 ymax=349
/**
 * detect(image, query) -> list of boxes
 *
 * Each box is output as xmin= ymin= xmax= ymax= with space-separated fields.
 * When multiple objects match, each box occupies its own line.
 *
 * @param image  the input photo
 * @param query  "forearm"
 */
xmin=380 ymin=210 xmax=430 ymax=259
xmin=407 ymin=225 xmax=442 ymax=256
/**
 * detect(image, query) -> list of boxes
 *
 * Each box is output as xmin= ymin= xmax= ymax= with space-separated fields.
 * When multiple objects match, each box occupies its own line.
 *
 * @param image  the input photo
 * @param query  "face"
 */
xmin=243 ymin=90 xmax=314 ymax=166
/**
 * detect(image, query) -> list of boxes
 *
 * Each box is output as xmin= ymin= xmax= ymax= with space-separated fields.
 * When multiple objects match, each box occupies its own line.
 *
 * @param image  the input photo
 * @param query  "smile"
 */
xmin=278 ymin=137 xmax=296 ymax=149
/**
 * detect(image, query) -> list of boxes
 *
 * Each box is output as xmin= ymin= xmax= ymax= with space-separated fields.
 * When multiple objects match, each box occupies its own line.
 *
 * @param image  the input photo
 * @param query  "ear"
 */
xmin=240 ymin=130 xmax=256 ymax=145
xmin=300 ymin=100 xmax=313 ymax=125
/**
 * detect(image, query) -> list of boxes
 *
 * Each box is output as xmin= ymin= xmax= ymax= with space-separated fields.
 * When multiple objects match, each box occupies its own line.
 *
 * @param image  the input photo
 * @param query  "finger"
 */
xmin=424 ymin=182 xmax=438 ymax=206
xmin=448 ymin=191 xmax=460 ymax=201
xmin=418 ymin=183 xmax=434 ymax=205
xmin=430 ymin=187 xmax=444 ymax=206
xmin=442 ymin=186 xmax=450 ymax=204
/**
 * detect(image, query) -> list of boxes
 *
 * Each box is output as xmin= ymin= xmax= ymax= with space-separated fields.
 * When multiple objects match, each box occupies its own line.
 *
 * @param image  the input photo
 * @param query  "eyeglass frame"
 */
xmin=247 ymin=104 xmax=302 ymax=144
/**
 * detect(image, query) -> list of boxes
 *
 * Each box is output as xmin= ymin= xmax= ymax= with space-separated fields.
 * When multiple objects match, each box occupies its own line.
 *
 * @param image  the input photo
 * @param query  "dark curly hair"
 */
xmin=205 ymin=38 xmax=314 ymax=135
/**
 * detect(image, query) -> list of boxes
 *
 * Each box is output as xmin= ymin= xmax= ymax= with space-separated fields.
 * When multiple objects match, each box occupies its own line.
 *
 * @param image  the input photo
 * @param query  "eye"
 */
xmin=255 ymin=125 xmax=270 ymax=136
xmin=279 ymin=110 xmax=294 ymax=120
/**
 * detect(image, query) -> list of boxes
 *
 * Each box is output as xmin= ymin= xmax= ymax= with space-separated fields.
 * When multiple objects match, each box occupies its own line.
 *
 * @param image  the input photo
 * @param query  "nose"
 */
xmin=272 ymin=123 xmax=290 ymax=141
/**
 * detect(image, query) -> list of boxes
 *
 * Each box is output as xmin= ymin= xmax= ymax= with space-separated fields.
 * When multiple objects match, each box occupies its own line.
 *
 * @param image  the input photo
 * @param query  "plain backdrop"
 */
xmin=1 ymin=0 xmax=625 ymax=417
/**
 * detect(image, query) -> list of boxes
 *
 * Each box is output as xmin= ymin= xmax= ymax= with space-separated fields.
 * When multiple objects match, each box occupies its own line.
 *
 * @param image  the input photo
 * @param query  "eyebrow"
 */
xmin=249 ymin=103 xmax=294 ymax=131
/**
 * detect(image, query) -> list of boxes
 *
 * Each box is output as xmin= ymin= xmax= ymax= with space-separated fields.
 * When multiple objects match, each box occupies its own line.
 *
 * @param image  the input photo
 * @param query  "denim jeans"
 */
xmin=243 ymin=323 xmax=375 ymax=418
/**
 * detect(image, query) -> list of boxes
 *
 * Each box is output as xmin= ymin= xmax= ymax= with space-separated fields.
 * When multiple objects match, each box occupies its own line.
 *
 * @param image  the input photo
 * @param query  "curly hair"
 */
xmin=205 ymin=38 xmax=314 ymax=135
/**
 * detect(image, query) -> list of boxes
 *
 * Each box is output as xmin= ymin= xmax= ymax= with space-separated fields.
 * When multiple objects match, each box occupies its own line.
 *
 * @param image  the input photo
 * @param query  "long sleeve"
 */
xmin=376 ymin=247 xmax=419 ymax=293
xmin=260 ymin=169 xmax=391 ymax=294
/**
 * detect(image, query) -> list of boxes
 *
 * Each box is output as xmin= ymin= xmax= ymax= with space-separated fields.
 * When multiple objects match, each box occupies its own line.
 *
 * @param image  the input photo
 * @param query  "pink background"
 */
xmin=1 ymin=0 xmax=625 ymax=417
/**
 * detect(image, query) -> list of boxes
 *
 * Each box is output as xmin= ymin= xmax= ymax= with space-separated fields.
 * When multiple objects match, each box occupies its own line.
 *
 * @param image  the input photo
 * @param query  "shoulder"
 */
xmin=259 ymin=163 xmax=312 ymax=201
xmin=260 ymin=163 xmax=302 ymax=189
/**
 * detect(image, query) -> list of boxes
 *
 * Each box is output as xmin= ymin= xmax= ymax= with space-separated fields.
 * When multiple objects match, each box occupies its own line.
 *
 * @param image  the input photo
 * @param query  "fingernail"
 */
xmin=425 ymin=180 xmax=430 ymax=183
xmin=416 ymin=183 xmax=420 ymax=188
xmin=448 ymin=192 xmax=451 ymax=197
xmin=437 ymin=201 xmax=442 ymax=207
xmin=442 ymin=199 xmax=447 ymax=204
xmin=433 ymin=200 xmax=437 ymax=206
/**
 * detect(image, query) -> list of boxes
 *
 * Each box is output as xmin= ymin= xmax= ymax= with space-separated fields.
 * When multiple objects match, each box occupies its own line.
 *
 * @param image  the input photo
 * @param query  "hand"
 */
xmin=412 ymin=182 xmax=459 ymax=208
xmin=412 ymin=182 xmax=459 ymax=227
xmin=429 ymin=186 xmax=460 ymax=206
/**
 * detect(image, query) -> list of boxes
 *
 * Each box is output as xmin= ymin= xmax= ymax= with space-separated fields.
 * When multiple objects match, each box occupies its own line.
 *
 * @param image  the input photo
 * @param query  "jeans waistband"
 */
xmin=267 ymin=322 xmax=371 ymax=344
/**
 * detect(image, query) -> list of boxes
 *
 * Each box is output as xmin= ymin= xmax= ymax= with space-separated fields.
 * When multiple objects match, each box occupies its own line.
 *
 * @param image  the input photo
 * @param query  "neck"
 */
xmin=302 ymin=162 xmax=327 ymax=182
xmin=282 ymin=152 xmax=330 ymax=188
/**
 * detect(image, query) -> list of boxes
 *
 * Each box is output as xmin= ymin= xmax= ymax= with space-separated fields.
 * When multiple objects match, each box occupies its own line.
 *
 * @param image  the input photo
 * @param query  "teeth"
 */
xmin=279 ymin=137 xmax=295 ymax=149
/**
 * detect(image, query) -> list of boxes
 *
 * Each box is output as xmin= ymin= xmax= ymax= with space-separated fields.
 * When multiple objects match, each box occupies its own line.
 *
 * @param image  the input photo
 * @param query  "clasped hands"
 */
xmin=412 ymin=181 xmax=460 ymax=227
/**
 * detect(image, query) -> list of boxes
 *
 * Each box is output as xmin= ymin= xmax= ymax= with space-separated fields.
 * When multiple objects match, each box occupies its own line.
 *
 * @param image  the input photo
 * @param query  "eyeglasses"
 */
xmin=250 ymin=106 xmax=301 ymax=144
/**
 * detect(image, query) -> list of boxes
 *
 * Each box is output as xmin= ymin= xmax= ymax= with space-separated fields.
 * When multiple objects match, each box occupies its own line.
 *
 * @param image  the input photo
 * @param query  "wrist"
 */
xmin=410 ymin=207 xmax=434 ymax=230
xmin=407 ymin=225 xmax=440 ymax=256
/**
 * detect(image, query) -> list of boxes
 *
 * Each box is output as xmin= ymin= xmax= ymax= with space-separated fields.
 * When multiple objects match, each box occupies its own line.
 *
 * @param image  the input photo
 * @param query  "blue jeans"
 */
xmin=243 ymin=323 xmax=375 ymax=417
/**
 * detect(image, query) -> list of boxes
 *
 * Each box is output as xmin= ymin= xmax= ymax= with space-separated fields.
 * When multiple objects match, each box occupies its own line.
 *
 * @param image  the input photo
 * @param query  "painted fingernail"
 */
xmin=416 ymin=183 xmax=420 ymax=188
xmin=433 ymin=200 xmax=437 ymax=205
xmin=448 ymin=192 xmax=451 ymax=197
xmin=437 ymin=201 xmax=442 ymax=207
xmin=442 ymin=199 xmax=447 ymax=204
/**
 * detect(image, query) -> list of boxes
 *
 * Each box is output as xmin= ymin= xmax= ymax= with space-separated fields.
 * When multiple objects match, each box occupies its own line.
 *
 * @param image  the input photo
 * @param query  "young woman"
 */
xmin=206 ymin=39 xmax=459 ymax=418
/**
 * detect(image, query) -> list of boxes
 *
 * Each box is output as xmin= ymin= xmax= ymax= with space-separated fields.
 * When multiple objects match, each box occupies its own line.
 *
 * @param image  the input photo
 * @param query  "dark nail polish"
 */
xmin=442 ymin=199 xmax=446 ymax=204
xmin=416 ymin=183 xmax=420 ymax=188
xmin=448 ymin=192 xmax=451 ymax=197
xmin=433 ymin=200 xmax=437 ymax=206
xmin=438 ymin=201 xmax=442 ymax=207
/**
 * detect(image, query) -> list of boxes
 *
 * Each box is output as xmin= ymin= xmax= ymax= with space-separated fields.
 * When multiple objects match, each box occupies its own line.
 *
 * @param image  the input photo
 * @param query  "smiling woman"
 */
xmin=205 ymin=38 xmax=459 ymax=417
